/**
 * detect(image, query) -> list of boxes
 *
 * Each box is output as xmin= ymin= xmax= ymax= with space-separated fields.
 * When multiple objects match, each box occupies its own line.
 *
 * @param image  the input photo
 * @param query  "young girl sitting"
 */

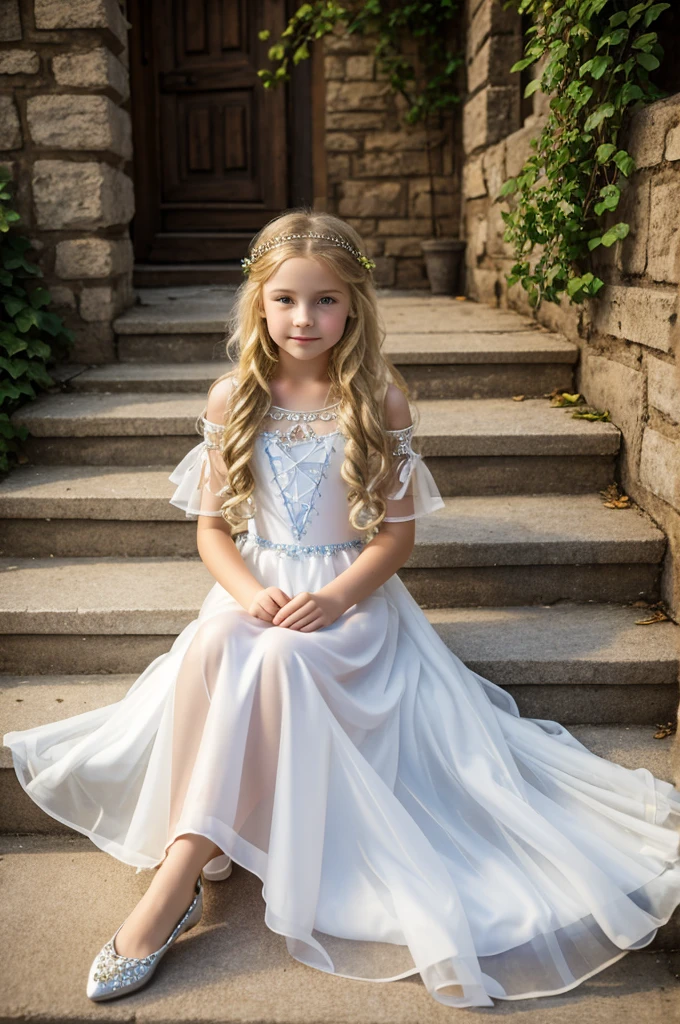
xmin=4 ymin=209 xmax=680 ymax=1010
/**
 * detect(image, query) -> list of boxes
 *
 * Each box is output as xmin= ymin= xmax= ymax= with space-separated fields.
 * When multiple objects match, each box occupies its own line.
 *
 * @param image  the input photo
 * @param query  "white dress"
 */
xmin=4 ymin=395 xmax=680 ymax=1010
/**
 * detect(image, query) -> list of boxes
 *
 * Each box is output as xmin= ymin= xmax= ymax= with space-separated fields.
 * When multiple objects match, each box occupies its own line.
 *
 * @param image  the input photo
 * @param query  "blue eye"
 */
xmin=274 ymin=296 xmax=336 ymax=305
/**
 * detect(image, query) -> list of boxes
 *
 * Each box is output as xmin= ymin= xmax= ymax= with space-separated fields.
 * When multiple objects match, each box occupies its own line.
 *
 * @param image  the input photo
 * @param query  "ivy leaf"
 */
xmin=601 ymin=222 xmax=630 ymax=246
xmin=632 ymin=32 xmax=658 ymax=50
xmin=595 ymin=143 xmax=616 ymax=162
xmin=584 ymin=103 xmax=615 ymax=131
xmin=609 ymin=11 xmax=628 ymax=27
xmin=2 ymin=295 xmax=25 ymax=318
xmin=0 ymin=330 xmax=27 ymax=356
xmin=588 ymin=236 xmax=603 ymax=251
xmin=613 ymin=150 xmax=636 ymax=176
xmin=523 ymin=79 xmax=542 ymax=98
xmin=644 ymin=4 xmax=670 ymax=27
xmin=637 ymin=52 xmax=660 ymax=70
xmin=510 ymin=56 xmax=536 ymax=73
xmin=28 ymin=286 xmax=51 ymax=309
xmin=580 ymin=56 xmax=611 ymax=80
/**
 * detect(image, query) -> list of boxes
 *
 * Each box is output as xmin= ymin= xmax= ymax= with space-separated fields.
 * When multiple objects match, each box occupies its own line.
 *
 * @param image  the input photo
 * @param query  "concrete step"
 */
xmin=0 ymin=835 xmax=677 ymax=1023
xmin=77 ymin=333 xmax=576 ymax=398
xmin=0 ymin=484 xmax=667 ymax=666
xmin=9 ymin=396 xmax=619 ymax=497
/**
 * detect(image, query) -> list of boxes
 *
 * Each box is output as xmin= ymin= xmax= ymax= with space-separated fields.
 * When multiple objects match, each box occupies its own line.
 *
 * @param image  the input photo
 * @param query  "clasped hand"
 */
xmin=247 ymin=586 xmax=344 ymax=632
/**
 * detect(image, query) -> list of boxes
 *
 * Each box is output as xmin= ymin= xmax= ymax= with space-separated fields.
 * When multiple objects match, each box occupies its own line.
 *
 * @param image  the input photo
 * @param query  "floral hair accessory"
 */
xmin=241 ymin=231 xmax=377 ymax=276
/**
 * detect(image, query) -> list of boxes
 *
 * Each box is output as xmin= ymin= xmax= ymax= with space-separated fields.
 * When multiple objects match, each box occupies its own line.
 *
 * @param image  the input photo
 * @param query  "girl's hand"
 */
xmin=272 ymin=590 xmax=345 ymax=632
xmin=247 ymin=586 xmax=292 ymax=623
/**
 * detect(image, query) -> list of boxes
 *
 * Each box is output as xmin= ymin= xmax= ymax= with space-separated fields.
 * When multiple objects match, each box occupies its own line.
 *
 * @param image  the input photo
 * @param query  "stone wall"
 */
xmin=460 ymin=0 xmax=680 ymax=617
xmin=0 ymin=0 xmax=134 ymax=363
xmin=322 ymin=23 xmax=462 ymax=290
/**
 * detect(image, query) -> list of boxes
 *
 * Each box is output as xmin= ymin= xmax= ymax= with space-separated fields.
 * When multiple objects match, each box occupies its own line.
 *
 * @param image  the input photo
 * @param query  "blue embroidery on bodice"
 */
xmin=262 ymin=431 xmax=338 ymax=540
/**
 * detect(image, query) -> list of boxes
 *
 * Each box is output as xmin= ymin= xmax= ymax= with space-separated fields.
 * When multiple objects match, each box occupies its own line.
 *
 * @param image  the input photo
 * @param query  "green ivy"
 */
xmin=257 ymin=2 xmax=464 ymax=127
xmin=0 ymin=166 xmax=74 ymax=473
xmin=499 ymin=0 xmax=669 ymax=308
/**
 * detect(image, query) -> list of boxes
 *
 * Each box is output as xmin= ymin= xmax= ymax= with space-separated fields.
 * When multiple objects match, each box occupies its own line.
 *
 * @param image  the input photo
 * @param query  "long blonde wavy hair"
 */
xmin=201 ymin=207 xmax=418 ymax=535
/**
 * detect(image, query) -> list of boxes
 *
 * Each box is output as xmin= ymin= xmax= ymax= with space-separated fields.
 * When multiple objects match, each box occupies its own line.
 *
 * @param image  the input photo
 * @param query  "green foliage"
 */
xmin=0 ymin=166 xmax=74 ymax=473
xmin=257 ymin=1 xmax=464 ymax=127
xmin=500 ymin=0 xmax=669 ymax=308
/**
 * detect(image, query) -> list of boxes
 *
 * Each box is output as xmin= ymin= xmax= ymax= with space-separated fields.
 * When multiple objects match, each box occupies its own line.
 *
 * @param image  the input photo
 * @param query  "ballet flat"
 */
xmin=202 ymin=853 xmax=233 ymax=881
xmin=86 ymin=874 xmax=203 ymax=1001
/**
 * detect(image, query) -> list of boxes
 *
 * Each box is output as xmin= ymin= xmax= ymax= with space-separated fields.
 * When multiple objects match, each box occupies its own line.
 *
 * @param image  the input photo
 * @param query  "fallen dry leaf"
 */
xmin=600 ymin=484 xmax=631 ymax=509
xmin=653 ymin=720 xmax=677 ymax=739
xmin=635 ymin=610 xmax=669 ymax=625
xmin=512 ymin=394 xmax=525 ymax=401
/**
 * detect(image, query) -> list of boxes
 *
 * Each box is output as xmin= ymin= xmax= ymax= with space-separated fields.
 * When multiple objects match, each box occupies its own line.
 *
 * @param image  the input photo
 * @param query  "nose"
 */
xmin=292 ymin=306 xmax=314 ymax=327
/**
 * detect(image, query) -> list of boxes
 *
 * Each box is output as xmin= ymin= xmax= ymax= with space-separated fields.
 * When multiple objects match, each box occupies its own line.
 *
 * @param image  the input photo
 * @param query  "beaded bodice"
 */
xmin=199 ymin=398 xmax=418 ymax=552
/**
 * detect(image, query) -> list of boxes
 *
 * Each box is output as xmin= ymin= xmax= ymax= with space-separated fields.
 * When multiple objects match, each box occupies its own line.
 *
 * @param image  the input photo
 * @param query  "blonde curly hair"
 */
xmin=200 ymin=207 xmax=418 ymax=535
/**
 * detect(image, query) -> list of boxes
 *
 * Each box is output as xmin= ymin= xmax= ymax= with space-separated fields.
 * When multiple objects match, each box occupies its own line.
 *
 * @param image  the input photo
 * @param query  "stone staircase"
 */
xmin=1 ymin=289 xmax=679 ymax=1018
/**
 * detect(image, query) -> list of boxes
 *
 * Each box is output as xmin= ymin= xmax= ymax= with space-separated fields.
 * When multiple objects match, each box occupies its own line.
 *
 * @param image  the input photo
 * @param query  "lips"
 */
xmin=290 ymin=337 xmax=320 ymax=341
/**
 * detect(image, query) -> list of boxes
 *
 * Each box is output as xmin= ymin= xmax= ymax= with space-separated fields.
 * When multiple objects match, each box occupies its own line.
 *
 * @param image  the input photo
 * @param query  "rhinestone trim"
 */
xmin=386 ymin=424 xmax=415 ymax=456
xmin=238 ymin=533 xmax=365 ymax=559
xmin=241 ymin=232 xmax=376 ymax=275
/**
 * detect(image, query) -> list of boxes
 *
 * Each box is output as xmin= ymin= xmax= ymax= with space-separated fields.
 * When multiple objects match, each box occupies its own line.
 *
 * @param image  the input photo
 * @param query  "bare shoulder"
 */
xmin=383 ymin=382 xmax=413 ymax=431
xmin=205 ymin=371 xmax=238 ymax=423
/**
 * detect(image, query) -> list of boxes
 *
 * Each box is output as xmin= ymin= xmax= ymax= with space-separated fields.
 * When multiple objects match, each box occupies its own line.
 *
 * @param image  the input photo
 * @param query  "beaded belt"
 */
xmin=237 ymin=532 xmax=365 ymax=559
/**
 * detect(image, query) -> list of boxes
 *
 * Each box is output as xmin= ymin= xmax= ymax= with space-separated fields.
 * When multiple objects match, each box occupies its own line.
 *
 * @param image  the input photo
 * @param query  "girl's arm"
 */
xmin=272 ymin=384 xmax=417 ymax=627
xmin=196 ymin=377 xmax=291 ymax=620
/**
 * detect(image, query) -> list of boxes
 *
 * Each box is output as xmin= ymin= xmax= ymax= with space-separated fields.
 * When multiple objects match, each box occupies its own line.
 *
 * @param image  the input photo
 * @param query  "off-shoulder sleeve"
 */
xmin=168 ymin=416 xmax=232 ymax=519
xmin=383 ymin=423 xmax=445 ymax=522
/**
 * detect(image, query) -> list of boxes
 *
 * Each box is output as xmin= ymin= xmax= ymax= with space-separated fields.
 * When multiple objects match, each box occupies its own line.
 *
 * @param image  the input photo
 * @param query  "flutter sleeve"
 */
xmin=168 ymin=416 xmax=232 ymax=519
xmin=383 ymin=423 xmax=445 ymax=522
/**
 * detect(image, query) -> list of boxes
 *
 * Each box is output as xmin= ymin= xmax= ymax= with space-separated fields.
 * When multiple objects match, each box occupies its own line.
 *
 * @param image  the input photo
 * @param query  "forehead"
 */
xmin=263 ymin=256 xmax=348 ymax=292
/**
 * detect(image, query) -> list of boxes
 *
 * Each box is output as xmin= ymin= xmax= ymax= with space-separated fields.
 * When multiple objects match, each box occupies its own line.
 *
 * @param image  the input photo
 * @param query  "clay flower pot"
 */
xmin=420 ymin=238 xmax=466 ymax=295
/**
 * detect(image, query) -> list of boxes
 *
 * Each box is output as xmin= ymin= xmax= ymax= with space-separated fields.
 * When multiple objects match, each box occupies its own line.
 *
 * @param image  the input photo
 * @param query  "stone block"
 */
xmin=34 ymin=0 xmax=130 ymax=46
xmin=410 ymin=189 xmax=457 ymax=220
xmin=371 ymin=256 xmax=396 ymax=287
xmin=0 ymin=96 xmax=21 ymax=149
xmin=463 ymin=86 xmax=519 ymax=155
xmin=55 ymin=237 xmax=133 ymax=279
xmin=324 ymin=55 xmax=345 ymax=80
xmin=505 ymin=121 xmax=541 ymax=179
xmin=27 ymin=95 xmax=132 ymax=159
xmin=592 ymin=285 xmax=677 ymax=353
xmin=615 ymin=178 xmax=649 ymax=277
xmin=326 ymin=81 xmax=390 ymax=113
xmin=325 ymin=112 xmax=384 ymax=131
xmin=0 ymin=0 xmax=21 ymax=41
xmin=0 ymin=50 xmax=39 ymax=74
xmin=648 ymin=355 xmax=680 ymax=423
xmin=580 ymin=354 xmax=645 ymax=477
xmin=338 ymin=181 xmax=406 ymax=218
xmin=364 ymin=130 xmax=442 ymax=152
xmin=395 ymin=258 xmax=428 ymax=289
xmin=467 ymin=0 xmax=520 ymax=61
xmin=32 ymin=160 xmax=134 ymax=229
xmin=52 ymin=47 xmax=129 ymax=101
xmin=326 ymin=153 xmax=350 ymax=180
xmin=346 ymin=56 xmax=375 ymax=80
xmin=463 ymin=155 xmax=487 ymax=199
xmin=640 ymin=428 xmax=680 ymax=509
xmin=482 ymin=141 xmax=506 ymax=200
xmin=323 ymin=27 xmax=368 ymax=54
xmin=647 ymin=181 xmax=680 ymax=284
xmin=79 ymin=278 xmax=133 ymax=322
xmin=376 ymin=218 xmax=432 ymax=237
xmin=468 ymin=33 xmax=524 ymax=93
xmin=383 ymin=237 xmax=426 ymax=258
xmin=48 ymin=285 xmax=76 ymax=309
xmin=625 ymin=94 xmax=680 ymax=170
xmin=666 ymin=126 xmax=680 ymax=162
xmin=325 ymin=132 xmax=359 ymax=152
xmin=353 ymin=151 xmax=429 ymax=177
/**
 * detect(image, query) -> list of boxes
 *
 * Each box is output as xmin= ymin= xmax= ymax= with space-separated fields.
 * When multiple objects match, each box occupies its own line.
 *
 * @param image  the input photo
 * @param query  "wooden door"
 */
xmin=128 ymin=0 xmax=313 ymax=269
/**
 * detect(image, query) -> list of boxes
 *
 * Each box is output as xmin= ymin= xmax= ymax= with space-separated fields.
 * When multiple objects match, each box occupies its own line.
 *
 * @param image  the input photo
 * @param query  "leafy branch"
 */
xmin=256 ymin=2 xmax=464 ymax=236
xmin=499 ymin=0 xmax=669 ymax=308
xmin=0 ymin=166 xmax=74 ymax=473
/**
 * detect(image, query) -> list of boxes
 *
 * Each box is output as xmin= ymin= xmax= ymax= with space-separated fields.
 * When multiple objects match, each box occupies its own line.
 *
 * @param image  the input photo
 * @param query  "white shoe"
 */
xmin=202 ymin=853 xmax=233 ymax=881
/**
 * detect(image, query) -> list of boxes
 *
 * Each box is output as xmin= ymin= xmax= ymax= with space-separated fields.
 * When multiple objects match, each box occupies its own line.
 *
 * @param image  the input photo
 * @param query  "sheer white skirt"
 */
xmin=4 ymin=538 xmax=680 ymax=1008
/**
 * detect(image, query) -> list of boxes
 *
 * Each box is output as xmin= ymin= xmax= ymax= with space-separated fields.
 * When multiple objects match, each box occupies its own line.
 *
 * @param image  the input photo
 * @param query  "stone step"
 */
xmin=0 ymin=835 xmax=677 ymax=1022
xmin=9 ymin=396 xmax=619 ymax=496
xmin=0 ymin=490 xmax=667 ymax=670
xmin=84 ymin=331 xmax=576 ymax=397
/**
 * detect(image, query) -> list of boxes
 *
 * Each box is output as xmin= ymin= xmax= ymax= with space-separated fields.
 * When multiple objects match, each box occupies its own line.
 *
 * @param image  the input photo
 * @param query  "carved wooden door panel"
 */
xmin=129 ymin=0 xmax=311 ymax=270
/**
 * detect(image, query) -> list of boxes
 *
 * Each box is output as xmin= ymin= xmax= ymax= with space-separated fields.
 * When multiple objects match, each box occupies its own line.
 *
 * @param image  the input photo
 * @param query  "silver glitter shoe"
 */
xmin=86 ymin=874 xmax=203 ymax=1001
xmin=202 ymin=853 xmax=233 ymax=881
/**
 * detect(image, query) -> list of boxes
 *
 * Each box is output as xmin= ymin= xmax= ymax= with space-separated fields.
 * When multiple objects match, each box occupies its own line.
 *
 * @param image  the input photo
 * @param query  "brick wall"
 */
xmin=460 ymin=0 xmax=680 ymax=617
xmin=322 ymin=24 xmax=462 ymax=290
xmin=0 ymin=0 xmax=134 ymax=363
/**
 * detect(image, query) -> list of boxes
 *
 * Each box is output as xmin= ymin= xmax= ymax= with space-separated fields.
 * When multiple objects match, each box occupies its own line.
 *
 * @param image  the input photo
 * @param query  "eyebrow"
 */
xmin=268 ymin=288 xmax=345 ymax=295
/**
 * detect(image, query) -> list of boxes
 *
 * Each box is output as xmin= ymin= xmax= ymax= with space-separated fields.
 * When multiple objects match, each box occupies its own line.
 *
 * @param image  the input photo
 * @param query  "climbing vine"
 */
xmin=499 ymin=0 xmax=670 ymax=308
xmin=0 ymin=166 xmax=74 ymax=473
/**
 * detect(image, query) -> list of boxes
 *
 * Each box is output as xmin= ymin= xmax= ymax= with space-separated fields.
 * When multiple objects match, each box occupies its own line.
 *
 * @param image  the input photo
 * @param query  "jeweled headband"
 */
xmin=241 ymin=231 xmax=376 ymax=275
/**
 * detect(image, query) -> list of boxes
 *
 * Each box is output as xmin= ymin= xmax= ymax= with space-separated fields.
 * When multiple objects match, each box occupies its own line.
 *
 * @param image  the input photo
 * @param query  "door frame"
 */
xmin=127 ymin=0 xmax=315 ymax=264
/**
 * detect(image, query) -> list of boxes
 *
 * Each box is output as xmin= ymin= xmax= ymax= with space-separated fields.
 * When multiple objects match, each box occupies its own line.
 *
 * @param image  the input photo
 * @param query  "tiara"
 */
xmin=241 ymin=232 xmax=377 ymax=275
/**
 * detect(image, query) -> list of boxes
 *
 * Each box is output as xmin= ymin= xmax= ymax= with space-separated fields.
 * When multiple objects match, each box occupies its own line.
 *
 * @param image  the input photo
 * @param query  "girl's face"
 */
xmin=259 ymin=257 xmax=352 ymax=364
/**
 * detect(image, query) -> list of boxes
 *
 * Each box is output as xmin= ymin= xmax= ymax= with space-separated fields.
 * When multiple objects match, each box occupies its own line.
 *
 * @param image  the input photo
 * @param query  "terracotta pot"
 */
xmin=420 ymin=238 xmax=466 ymax=295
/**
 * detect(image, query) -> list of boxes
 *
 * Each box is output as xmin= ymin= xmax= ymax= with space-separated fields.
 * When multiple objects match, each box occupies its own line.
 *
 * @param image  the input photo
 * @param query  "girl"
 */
xmin=4 ymin=209 xmax=680 ymax=1010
